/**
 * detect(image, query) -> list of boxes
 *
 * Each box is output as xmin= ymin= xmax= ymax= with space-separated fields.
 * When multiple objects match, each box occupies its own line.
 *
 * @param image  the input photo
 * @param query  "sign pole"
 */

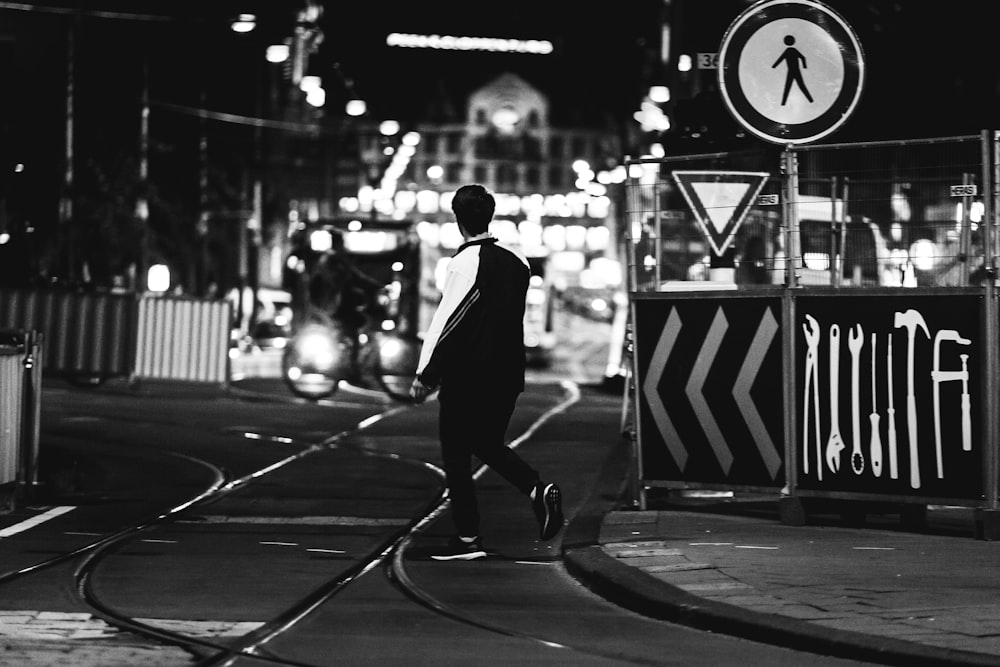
xmin=778 ymin=144 xmax=805 ymax=522
xmin=978 ymin=130 xmax=1000 ymax=538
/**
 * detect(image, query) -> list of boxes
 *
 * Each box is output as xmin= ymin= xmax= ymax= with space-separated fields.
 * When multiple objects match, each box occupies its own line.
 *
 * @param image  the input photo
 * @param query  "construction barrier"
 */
xmin=0 ymin=289 xmax=232 ymax=385
xmin=0 ymin=330 xmax=42 ymax=505
xmin=133 ymin=295 xmax=231 ymax=384
xmin=625 ymin=133 xmax=1000 ymax=538
xmin=0 ymin=288 xmax=134 ymax=380
xmin=0 ymin=347 xmax=21 ymax=490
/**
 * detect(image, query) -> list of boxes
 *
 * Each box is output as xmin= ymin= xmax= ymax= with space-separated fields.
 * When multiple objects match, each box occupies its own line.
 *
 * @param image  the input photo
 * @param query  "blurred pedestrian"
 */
xmin=410 ymin=184 xmax=563 ymax=560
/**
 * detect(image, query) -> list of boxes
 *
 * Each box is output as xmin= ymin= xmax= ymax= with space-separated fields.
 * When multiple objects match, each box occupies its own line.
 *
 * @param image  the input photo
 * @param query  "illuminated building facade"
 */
xmin=326 ymin=71 xmax=624 ymax=303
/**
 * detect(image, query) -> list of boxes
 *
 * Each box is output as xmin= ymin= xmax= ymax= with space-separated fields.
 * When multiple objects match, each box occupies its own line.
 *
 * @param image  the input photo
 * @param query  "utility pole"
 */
xmin=136 ymin=55 xmax=150 ymax=292
xmin=60 ymin=22 xmax=75 ymax=282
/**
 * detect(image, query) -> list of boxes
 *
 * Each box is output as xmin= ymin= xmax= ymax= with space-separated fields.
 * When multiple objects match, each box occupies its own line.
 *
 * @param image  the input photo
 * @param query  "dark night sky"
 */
xmin=315 ymin=0 xmax=1000 ymax=143
xmin=3 ymin=1 xmax=999 ymax=149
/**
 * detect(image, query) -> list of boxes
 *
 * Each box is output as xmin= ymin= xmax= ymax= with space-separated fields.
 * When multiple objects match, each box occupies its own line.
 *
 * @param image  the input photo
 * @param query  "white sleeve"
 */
xmin=417 ymin=254 xmax=478 ymax=378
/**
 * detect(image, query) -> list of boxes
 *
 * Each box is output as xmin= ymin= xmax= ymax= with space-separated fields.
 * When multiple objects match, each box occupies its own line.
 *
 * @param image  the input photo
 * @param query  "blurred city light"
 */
xmin=305 ymin=87 xmax=326 ymax=107
xmin=649 ymin=85 xmax=670 ymax=103
xmin=490 ymin=219 xmax=519 ymax=245
xmin=147 ymin=264 xmax=170 ymax=292
xmin=380 ymin=120 xmax=400 ymax=136
xmin=634 ymin=100 xmax=671 ymax=132
xmin=588 ymin=256 xmax=622 ymax=286
xmin=385 ymin=33 xmax=553 ymax=55
xmin=678 ymin=54 xmax=693 ymax=72
xmin=346 ymin=99 xmax=367 ymax=116
xmin=972 ymin=201 xmax=985 ymax=222
xmin=309 ymin=229 xmax=333 ymax=252
xmin=230 ymin=14 xmax=256 ymax=33
xmin=300 ymin=75 xmax=321 ymax=92
xmin=266 ymin=44 xmax=290 ymax=63
xmin=910 ymin=239 xmax=936 ymax=271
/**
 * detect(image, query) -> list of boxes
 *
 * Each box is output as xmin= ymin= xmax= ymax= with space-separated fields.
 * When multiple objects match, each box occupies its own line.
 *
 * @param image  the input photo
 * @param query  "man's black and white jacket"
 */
xmin=416 ymin=236 xmax=529 ymax=393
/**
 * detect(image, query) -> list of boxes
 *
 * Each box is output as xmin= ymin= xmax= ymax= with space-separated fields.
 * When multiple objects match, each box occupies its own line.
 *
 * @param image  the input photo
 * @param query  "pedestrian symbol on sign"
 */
xmin=772 ymin=35 xmax=814 ymax=106
xmin=718 ymin=0 xmax=864 ymax=145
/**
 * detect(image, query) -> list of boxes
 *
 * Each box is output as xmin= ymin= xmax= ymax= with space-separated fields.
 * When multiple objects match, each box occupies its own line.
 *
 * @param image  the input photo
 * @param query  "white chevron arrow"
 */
xmin=685 ymin=308 xmax=734 ymax=475
xmin=733 ymin=307 xmax=781 ymax=479
xmin=641 ymin=308 xmax=688 ymax=471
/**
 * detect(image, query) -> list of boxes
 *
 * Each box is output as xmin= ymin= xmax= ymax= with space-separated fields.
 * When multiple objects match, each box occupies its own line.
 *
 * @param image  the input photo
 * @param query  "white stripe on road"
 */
xmin=735 ymin=545 xmax=779 ymax=550
xmin=0 ymin=611 xmax=263 ymax=640
xmin=180 ymin=515 xmax=411 ymax=527
xmin=0 ymin=506 xmax=75 ymax=538
xmin=853 ymin=546 xmax=896 ymax=550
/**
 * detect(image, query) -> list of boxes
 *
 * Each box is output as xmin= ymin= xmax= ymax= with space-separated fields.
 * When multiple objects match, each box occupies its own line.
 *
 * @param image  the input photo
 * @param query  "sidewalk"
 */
xmin=563 ymin=491 xmax=1000 ymax=667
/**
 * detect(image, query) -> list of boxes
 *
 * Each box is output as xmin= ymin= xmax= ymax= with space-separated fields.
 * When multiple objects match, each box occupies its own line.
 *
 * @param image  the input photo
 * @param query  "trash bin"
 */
xmin=0 ymin=330 xmax=42 ymax=509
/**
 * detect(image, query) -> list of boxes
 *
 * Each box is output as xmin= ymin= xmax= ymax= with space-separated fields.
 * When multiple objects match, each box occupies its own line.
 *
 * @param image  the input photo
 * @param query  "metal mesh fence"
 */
xmin=625 ymin=135 xmax=986 ymax=292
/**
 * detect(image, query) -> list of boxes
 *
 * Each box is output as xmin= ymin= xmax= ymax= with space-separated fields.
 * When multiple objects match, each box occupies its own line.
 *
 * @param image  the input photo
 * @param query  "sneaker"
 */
xmin=532 ymin=482 xmax=563 ymax=541
xmin=431 ymin=536 xmax=487 ymax=561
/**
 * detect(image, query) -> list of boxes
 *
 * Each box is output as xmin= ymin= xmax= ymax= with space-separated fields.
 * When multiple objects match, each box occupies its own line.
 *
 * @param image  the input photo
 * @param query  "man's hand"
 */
xmin=409 ymin=377 xmax=432 ymax=404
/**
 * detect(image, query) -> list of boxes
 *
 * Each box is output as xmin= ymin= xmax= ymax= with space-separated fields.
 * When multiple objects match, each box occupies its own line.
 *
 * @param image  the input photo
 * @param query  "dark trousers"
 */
xmin=438 ymin=385 xmax=539 ymax=537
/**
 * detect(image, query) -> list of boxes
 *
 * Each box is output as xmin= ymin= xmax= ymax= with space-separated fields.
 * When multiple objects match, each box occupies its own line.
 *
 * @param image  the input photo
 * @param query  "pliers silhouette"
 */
xmin=802 ymin=315 xmax=822 ymax=481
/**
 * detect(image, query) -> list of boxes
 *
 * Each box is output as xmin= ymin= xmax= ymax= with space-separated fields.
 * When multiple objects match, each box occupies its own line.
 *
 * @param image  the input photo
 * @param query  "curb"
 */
xmin=560 ymin=438 xmax=998 ymax=667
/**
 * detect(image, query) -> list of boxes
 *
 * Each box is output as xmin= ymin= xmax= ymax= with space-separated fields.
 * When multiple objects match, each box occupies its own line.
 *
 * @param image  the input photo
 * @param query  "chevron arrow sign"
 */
xmin=635 ymin=297 xmax=784 ymax=486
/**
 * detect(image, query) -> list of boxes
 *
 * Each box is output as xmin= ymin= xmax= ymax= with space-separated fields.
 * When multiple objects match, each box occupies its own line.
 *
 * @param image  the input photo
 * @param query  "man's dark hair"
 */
xmin=452 ymin=184 xmax=495 ymax=236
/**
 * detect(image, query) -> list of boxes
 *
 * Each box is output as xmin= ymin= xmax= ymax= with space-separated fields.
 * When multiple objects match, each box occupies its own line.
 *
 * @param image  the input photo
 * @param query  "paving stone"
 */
xmin=605 ymin=511 xmax=659 ymax=525
xmin=610 ymin=548 xmax=684 ymax=558
xmin=678 ymin=581 xmax=753 ymax=592
xmin=641 ymin=562 xmax=714 ymax=573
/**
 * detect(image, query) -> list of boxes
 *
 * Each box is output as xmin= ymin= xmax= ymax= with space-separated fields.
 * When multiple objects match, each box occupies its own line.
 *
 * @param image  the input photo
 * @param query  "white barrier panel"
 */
xmin=134 ymin=297 xmax=231 ymax=384
xmin=0 ymin=348 xmax=23 ymax=487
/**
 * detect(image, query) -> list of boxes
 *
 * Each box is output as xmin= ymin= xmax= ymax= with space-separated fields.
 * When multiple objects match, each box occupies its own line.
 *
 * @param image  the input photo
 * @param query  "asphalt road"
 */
xmin=0 ymin=372 xmax=875 ymax=666
xmin=0 ymin=308 xmax=881 ymax=665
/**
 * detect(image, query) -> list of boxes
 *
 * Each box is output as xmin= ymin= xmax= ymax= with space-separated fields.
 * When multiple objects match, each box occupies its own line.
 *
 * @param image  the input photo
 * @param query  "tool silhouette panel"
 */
xmin=797 ymin=296 xmax=982 ymax=499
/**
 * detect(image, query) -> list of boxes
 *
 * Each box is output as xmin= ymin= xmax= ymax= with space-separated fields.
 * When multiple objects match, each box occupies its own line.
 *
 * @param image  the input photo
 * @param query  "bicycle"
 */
xmin=282 ymin=318 xmax=420 ymax=402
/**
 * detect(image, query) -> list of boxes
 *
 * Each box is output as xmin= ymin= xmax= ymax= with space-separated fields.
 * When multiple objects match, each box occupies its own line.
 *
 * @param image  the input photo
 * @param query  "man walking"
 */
xmin=410 ymin=184 xmax=563 ymax=560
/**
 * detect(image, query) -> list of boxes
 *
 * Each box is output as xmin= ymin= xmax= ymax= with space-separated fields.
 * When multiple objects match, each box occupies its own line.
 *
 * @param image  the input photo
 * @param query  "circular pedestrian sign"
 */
xmin=718 ymin=0 xmax=864 ymax=145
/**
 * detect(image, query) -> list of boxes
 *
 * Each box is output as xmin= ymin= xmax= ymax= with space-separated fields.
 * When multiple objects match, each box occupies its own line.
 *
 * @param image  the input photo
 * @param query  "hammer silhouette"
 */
xmin=894 ymin=310 xmax=930 ymax=489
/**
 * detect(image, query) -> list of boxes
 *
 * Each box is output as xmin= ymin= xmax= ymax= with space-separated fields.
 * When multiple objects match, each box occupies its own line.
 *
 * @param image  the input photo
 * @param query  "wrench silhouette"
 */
xmin=826 ymin=324 xmax=846 ymax=473
xmin=848 ymin=324 xmax=865 ymax=474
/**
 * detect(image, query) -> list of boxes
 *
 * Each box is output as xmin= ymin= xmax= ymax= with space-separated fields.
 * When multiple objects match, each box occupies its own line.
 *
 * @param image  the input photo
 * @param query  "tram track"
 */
xmin=3 ymin=381 xmax=592 ymax=666
xmin=211 ymin=381 xmax=586 ymax=666
xmin=0 ymin=385 xmax=419 ymax=664
xmin=72 ymin=398 xmax=424 ymax=664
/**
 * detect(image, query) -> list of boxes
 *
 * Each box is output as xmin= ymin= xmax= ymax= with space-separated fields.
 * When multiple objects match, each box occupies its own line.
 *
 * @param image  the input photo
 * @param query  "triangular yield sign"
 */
xmin=671 ymin=171 xmax=770 ymax=256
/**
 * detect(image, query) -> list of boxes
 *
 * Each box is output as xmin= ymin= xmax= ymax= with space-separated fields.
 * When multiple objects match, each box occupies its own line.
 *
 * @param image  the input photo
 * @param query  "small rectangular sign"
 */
xmin=757 ymin=194 xmax=780 ymax=206
xmin=697 ymin=53 xmax=719 ymax=70
xmin=950 ymin=184 xmax=978 ymax=197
